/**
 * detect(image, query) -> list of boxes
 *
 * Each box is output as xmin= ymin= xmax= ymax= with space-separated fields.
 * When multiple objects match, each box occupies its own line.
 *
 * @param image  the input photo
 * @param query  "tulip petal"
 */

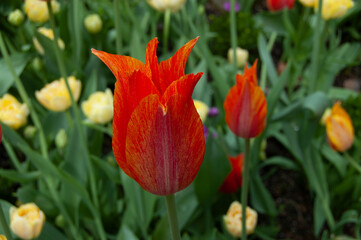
xmin=144 ymin=38 xmax=164 ymax=93
xmin=160 ymin=37 xmax=199 ymax=91
xmin=91 ymin=49 xmax=144 ymax=81
xmin=220 ymin=154 xmax=243 ymax=193
xmin=125 ymin=94 xmax=205 ymax=195
xmin=224 ymin=76 xmax=267 ymax=138
xmin=162 ymin=72 xmax=203 ymax=104
xmin=112 ymin=70 xmax=159 ymax=177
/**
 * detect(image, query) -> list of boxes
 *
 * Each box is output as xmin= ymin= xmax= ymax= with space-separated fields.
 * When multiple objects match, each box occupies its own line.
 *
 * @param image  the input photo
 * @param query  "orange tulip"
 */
xmin=324 ymin=102 xmax=354 ymax=152
xmin=220 ymin=154 xmax=243 ymax=193
xmin=224 ymin=61 xmax=267 ymax=139
xmin=92 ymin=38 xmax=205 ymax=195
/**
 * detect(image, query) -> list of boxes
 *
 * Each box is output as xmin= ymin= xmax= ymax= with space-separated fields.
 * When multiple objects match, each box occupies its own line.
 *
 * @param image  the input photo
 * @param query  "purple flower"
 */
xmin=208 ymin=107 xmax=219 ymax=117
xmin=203 ymin=126 xmax=209 ymax=141
xmin=223 ymin=1 xmax=241 ymax=12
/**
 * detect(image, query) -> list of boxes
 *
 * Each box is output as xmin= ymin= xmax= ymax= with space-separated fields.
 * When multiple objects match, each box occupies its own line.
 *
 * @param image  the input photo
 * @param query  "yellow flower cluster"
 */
xmin=35 ymin=76 xmax=82 ymax=112
xmin=0 ymin=94 xmax=29 ymax=130
xmin=81 ymin=89 xmax=114 ymax=124
xmin=10 ymin=203 xmax=45 ymax=240
xmin=24 ymin=0 xmax=60 ymax=23
xmin=299 ymin=0 xmax=354 ymax=20
xmin=223 ymin=201 xmax=258 ymax=237
xmin=33 ymin=27 xmax=65 ymax=55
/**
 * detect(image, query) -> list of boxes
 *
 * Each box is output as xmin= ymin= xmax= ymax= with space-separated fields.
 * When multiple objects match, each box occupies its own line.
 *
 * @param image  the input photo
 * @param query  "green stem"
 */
xmin=47 ymin=3 xmax=106 ymax=239
xmin=322 ymin=199 xmax=335 ymax=230
xmin=260 ymin=32 xmax=277 ymax=91
xmin=2 ymin=137 xmax=25 ymax=173
xmin=345 ymin=153 xmax=361 ymax=174
xmin=165 ymin=194 xmax=181 ymax=240
xmin=0 ymin=32 xmax=48 ymax=160
xmin=309 ymin=0 xmax=323 ymax=93
xmin=73 ymin=0 xmax=82 ymax=68
xmin=114 ymin=0 xmax=122 ymax=54
xmin=163 ymin=9 xmax=171 ymax=55
xmin=0 ymin=202 xmax=13 ymax=240
xmin=241 ymin=139 xmax=251 ymax=240
xmin=230 ymin=0 xmax=238 ymax=74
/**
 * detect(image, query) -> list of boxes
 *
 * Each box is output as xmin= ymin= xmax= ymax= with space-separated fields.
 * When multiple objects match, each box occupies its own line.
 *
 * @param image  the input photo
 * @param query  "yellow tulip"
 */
xmin=33 ymin=27 xmax=65 ymax=55
xmin=0 ymin=94 xmax=29 ymax=130
xmin=24 ymin=0 xmax=60 ymax=23
xmin=193 ymin=100 xmax=209 ymax=123
xmin=7 ymin=9 xmax=25 ymax=26
xmin=35 ymin=76 xmax=82 ymax=112
xmin=227 ymin=47 xmax=249 ymax=68
xmin=315 ymin=0 xmax=354 ymax=20
xmin=323 ymin=101 xmax=354 ymax=152
xmin=0 ymin=235 xmax=7 ymax=240
xmin=10 ymin=203 xmax=45 ymax=240
xmin=147 ymin=0 xmax=186 ymax=12
xmin=223 ymin=201 xmax=258 ymax=237
xmin=81 ymin=89 xmax=114 ymax=124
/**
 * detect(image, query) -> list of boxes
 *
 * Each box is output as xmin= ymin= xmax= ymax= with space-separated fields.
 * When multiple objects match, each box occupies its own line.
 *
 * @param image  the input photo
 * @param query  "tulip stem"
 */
xmin=2 ymin=137 xmax=25 ymax=173
xmin=47 ymin=3 xmax=107 ymax=240
xmin=163 ymin=9 xmax=171 ymax=55
xmin=165 ymin=194 xmax=181 ymax=240
xmin=230 ymin=0 xmax=238 ymax=75
xmin=241 ymin=139 xmax=251 ymax=240
xmin=0 ymin=202 xmax=13 ymax=240
xmin=114 ymin=0 xmax=122 ymax=54
xmin=309 ymin=0 xmax=323 ymax=93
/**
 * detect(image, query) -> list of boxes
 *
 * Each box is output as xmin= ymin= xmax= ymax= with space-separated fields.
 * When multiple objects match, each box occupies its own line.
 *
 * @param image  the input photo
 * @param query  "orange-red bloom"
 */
xmin=267 ymin=0 xmax=295 ymax=11
xmin=324 ymin=102 xmax=354 ymax=152
xmin=92 ymin=38 xmax=205 ymax=195
xmin=224 ymin=61 xmax=267 ymax=139
xmin=220 ymin=154 xmax=243 ymax=193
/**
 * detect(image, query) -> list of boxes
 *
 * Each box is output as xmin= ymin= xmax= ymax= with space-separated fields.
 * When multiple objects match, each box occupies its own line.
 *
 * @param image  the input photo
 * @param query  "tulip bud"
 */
xmin=10 ymin=203 xmax=45 ymax=240
xmin=7 ymin=9 xmax=24 ymax=26
xmin=55 ymin=214 xmax=65 ymax=228
xmin=24 ymin=0 xmax=60 ymax=23
xmin=227 ymin=47 xmax=249 ymax=68
xmin=31 ymin=57 xmax=43 ymax=71
xmin=24 ymin=126 xmax=37 ymax=139
xmin=223 ymin=201 xmax=257 ymax=237
xmin=0 ymin=94 xmax=29 ymax=130
xmin=84 ymin=14 xmax=103 ymax=34
xmin=193 ymin=100 xmax=209 ymax=123
xmin=147 ymin=0 xmax=186 ymax=12
xmin=55 ymin=129 xmax=67 ymax=149
xmin=81 ymin=89 xmax=113 ymax=124
xmin=33 ymin=27 xmax=65 ymax=56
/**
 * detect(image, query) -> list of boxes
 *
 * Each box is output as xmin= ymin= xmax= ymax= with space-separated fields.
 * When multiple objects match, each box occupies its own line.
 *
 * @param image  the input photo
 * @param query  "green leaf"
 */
xmin=0 ymin=200 xmax=16 ymax=238
xmin=314 ymin=196 xmax=326 ymax=235
xmin=258 ymin=33 xmax=278 ymax=85
xmin=303 ymin=92 xmax=329 ymax=117
xmin=249 ymin=174 xmax=277 ymax=216
xmin=260 ymin=156 xmax=300 ymax=171
xmin=322 ymin=145 xmax=347 ymax=177
xmin=91 ymin=155 xmax=120 ymax=184
xmin=194 ymin=137 xmax=231 ymax=205
xmin=0 ymin=52 xmax=31 ymax=95
xmin=37 ymin=222 xmax=67 ymax=240
xmin=0 ymin=169 xmax=41 ymax=183
xmin=117 ymin=225 xmax=139 ymax=240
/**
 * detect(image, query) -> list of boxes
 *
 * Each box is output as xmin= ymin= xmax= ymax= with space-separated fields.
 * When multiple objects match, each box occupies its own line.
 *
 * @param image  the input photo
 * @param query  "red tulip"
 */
xmin=224 ymin=61 xmax=267 ymax=139
xmin=267 ymin=0 xmax=295 ymax=11
xmin=92 ymin=38 xmax=205 ymax=195
xmin=220 ymin=154 xmax=243 ymax=193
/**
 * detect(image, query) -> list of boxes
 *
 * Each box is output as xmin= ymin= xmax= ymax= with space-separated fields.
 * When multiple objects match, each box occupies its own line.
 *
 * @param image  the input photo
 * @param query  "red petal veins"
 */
xmin=125 ymin=95 xmax=205 ymax=195
xmin=224 ymin=76 xmax=267 ymax=139
xmin=91 ymin=49 xmax=144 ymax=82
xmin=162 ymin=72 xmax=203 ymax=104
xmin=160 ymin=37 xmax=199 ymax=91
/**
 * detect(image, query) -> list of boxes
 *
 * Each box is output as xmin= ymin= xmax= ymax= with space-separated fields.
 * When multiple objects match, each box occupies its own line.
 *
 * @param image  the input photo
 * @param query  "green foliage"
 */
xmin=342 ymin=93 xmax=361 ymax=138
xmin=209 ymin=12 xmax=261 ymax=57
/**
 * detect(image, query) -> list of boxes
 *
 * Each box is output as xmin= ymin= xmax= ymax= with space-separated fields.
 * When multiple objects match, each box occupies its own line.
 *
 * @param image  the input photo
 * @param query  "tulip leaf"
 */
xmin=0 ymin=200 xmax=16 ymax=238
xmin=37 ymin=222 xmax=67 ymax=240
xmin=321 ymin=145 xmax=347 ymax=177
xmin=260 ymin=156 xmax=300 ymax=171
xmin=0 ymin=52 xmax=31 ymax=95
xmin=0 ymin=169 xmax=41 ymax=183
xmin=249 ymin=174 xmax=277 ymax=216
xmin=91 ymin=155 xmax=120 ymax=184
xmin=303 ymin=91 xmax=329 ymax=117
xmin=314 ymin=196 xmax=326 ymax=235
xmin=194 ymin=137 xmax=231 ymax=205
xmin=117 ymin=225 xmax=139 ymax=240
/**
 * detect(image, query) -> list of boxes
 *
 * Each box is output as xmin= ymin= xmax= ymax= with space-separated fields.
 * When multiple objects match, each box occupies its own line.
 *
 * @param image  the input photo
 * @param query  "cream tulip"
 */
xmin=147 ymin=0 xmax=186 ymax=12
xmin=81 ymin=89 xmax=114 ymax=124
xmin=0 ymin=94 xmax=29 ymax=130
